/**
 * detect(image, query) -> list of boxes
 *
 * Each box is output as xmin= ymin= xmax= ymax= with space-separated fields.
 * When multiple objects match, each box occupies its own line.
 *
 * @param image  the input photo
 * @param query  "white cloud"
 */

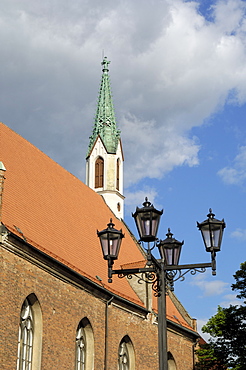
xmin=121 ymin=113 xmax=200 ymax=186
xmin=196 ymin=318 xmax=211 ymax=341
xmin=220 ymin=293 xmax=241 ymax=306
xmin=191 ymin=271 xmax=229 ymax=296
xmin=230 ymin=227 xmax=246 ymax=240
xmin=218 ymin=146 xmax=246 ymax=185
xmin=213 ymin=0 xmax=246 ymax=34
xmin=1 ymin=0 xmax=246 ymax=186
xmin=124 ymin=187 xmax=159 ymax=210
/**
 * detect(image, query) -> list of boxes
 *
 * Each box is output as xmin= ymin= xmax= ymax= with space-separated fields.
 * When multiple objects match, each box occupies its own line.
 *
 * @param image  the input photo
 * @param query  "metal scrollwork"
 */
xmin=116 ymin=265 xmax=208 ymax=294
xmin=118 ymin=273 xmax=132 ymax=279
xmin=117 ymin=271 xmax=161 ymax=297
xmin=165 ymin=267 xmax=207 ymax=291
xmin=145 ymin=271 xmax=156 ymax=282
xmin=152 ymin=281 xmax=161 ymax=297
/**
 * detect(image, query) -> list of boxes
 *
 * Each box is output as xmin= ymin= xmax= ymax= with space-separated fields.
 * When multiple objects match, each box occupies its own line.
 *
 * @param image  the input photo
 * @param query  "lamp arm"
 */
xmin=112 ymin=267 xmax=156 ymax=276
xmin=110 ymin=251 xmax=162 ymax=279
xmin=163 ymin=262 xmax=213 ymax=271
xmin=106 ymin=255 xmax=217 ymax=291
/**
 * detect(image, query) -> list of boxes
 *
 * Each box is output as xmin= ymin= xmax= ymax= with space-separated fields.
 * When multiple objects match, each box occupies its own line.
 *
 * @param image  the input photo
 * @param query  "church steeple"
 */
xmin=86 ymin=58 xmax=124 ymax=219
xmin=87 ymin=57 xmax=120 ymax=156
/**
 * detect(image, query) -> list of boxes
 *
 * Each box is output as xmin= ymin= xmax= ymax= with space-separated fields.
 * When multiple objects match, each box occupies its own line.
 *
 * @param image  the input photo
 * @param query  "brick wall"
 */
xmin=0 ymin=244 xmax=196 ymax=370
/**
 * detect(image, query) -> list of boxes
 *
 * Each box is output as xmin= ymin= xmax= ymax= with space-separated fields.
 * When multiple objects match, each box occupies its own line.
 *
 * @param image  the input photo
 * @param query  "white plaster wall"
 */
xmin=86 ymin=137 xmax=124 ymax=219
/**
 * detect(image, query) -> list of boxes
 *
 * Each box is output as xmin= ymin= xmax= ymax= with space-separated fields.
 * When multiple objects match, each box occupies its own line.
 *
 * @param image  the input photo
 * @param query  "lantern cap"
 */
xmin=132 ymin=197 xmax=163 ymax=217
xmin=208 ymin=208 xmax=215 ymax=218
xmin=97 ymin=218 xmax=123 ymax=236
xmin=161 ymin=228 xmax=184 ymax=245
xmin=197 ymin=209 xmax=226 ymax=230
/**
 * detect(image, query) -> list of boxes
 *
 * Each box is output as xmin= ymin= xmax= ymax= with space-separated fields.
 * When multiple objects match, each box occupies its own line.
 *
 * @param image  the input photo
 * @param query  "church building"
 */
xmin=0 ymin=58 xmax=200 ymax=370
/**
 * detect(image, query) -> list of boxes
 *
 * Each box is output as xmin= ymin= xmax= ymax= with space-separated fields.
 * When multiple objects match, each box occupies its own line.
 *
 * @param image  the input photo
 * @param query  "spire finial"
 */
xmin=101 ymin=56 xmax=110 ymax=73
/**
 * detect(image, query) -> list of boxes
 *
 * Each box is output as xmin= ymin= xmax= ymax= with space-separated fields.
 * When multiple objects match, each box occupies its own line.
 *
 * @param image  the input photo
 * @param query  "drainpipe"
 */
xmin=104 ymin=296 xmax=114 ymax=370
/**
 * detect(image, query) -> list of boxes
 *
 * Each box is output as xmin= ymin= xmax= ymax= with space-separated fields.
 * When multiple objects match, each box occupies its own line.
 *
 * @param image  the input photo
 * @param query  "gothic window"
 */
xmin=75 ymin=318 xmax=94 ymax=370
xmin=168 ymin=352 xmax=177 ymax=370
xmin=116 ymin=158 xmax=120 ymax=191
xmin=76 ymin=325 xmax=86 ymax=370
xmin=118 ymin=336 xmax=135 ymax=370
xmin=17 ymin=298 xmax=33 ymax=370
xmin=95 ymin=157 xmax=104 ymax=188
xmin=17 ymin=294 xmax=42 ymax=370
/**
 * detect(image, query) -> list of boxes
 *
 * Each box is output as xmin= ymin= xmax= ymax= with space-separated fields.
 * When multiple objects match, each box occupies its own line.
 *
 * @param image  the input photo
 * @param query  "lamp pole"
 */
xmin=97 ymin=199 xmax=226 ymax=370
xmin=158 ymin=263 xmax=168 ymax=370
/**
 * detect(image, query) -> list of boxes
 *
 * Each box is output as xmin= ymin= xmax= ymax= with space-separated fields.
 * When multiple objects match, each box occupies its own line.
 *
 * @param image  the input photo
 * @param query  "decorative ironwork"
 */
xmin=165 ymin=266 xmax=207 ymax=291
xmin=118 ymin=270 xmax=161 ymax=296
xmin=115 ymin=263 xmax=210 ymax=294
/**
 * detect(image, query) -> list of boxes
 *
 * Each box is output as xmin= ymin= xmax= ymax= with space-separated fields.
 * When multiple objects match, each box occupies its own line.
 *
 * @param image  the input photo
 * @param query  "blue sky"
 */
xmin=125 ymin=102 xmax=245 ymax=335
xmin=1 ymin=0 xmax=246 ymax=338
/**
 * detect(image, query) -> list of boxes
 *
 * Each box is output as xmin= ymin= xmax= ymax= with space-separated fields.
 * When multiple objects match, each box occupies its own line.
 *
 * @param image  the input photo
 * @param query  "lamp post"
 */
xmin=97 ymin=199 xmax=226 ymax=370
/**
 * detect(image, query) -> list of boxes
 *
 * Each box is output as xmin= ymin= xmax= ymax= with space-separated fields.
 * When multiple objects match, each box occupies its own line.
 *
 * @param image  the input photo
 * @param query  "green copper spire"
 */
xmin=87 ymin=57 xmax=121 ymax=155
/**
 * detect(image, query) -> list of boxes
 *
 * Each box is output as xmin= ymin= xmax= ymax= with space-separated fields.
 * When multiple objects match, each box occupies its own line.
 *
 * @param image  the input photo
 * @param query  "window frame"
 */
xmin=75 ymin=318 xmax=94 ymax=370
xmin=118 ymin=336 xmax=135 ymax=370
xmin=95 ymin=157 xmax=104 ymax=188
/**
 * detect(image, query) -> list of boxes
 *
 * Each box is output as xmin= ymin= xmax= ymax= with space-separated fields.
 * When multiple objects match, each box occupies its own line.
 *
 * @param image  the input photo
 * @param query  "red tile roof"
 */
xmin=0 ymin=122 xmax=195 ymax=332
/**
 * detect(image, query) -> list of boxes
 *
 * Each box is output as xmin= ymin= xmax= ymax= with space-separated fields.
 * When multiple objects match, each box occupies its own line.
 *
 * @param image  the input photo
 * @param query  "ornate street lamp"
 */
xmin=197 ymin=208 xmax=226 ymax=252
xmin=97 ymin=219 xmax=124 ymax=282
xmin=97 ymin=199 xmax=225 ymax=370
xmin=158 ymin=229 xmax=183 ymax=266
xmin=132 ymin=197 xmax=163 ymax=242
xmin=197 ymin=208 xmax=226 ymax=275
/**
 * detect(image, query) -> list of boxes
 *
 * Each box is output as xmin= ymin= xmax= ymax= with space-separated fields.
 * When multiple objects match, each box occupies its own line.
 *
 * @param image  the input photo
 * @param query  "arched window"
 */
xmin=76 ymin=325 xmax=85 ymax=370
xmin=95 ymin=157 xmax=104 ymax=188
xmin=118 ymin=336 xmax=135 ymax=370
xmin=168 ymin=352 xmax=177 ymax=370
xmin=17 ymin=294 xmax=42 ymax=370
xmin=75 ymin=318 xmax=94 ymax=370
xmin=116 ymin=158 xmax=120 ymax=191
